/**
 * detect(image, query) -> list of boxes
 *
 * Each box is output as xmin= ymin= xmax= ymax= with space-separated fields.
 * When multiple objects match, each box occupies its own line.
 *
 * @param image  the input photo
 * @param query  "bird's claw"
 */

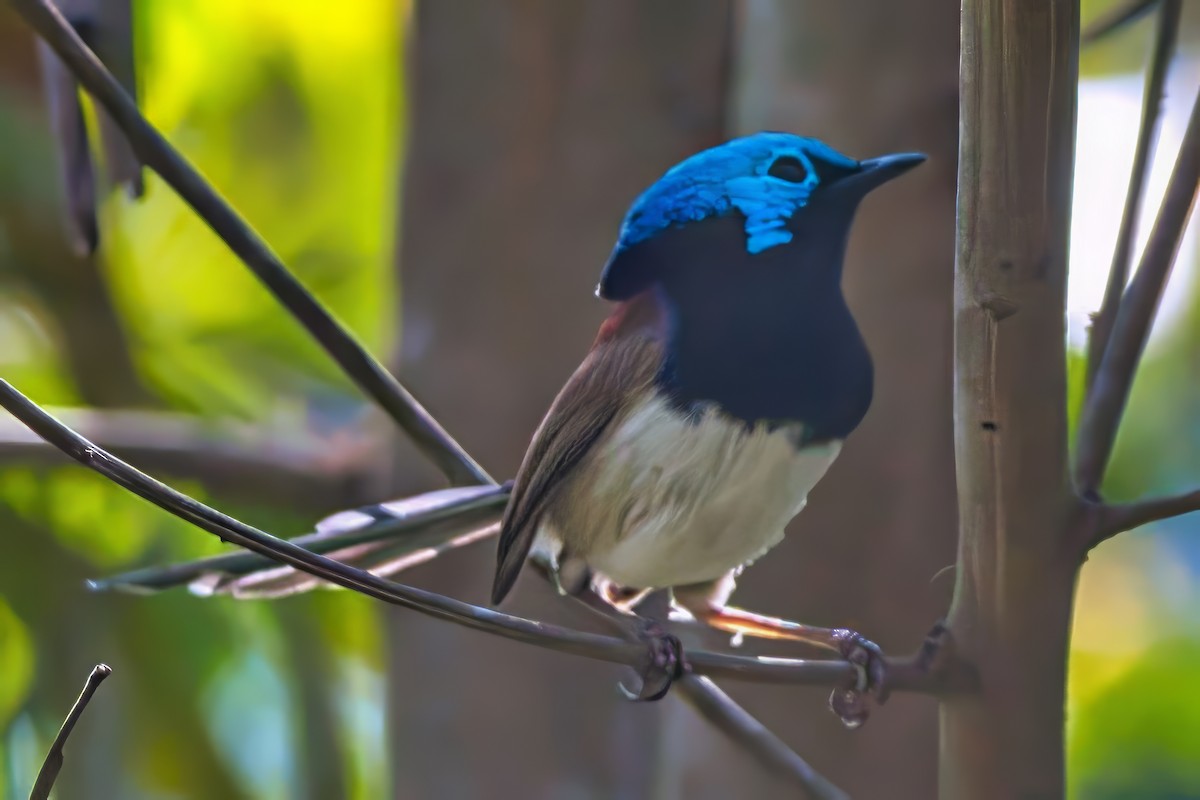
xmin=827 ymin=628 xmax=887 ymax=729
xmin=617 ymin=621 xmax=686 ymax=702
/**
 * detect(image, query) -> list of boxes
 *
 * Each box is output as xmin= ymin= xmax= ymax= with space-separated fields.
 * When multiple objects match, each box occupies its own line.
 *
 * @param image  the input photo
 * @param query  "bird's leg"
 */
xmin=592 ymin=575 xmax=653 ymax=615
xmin=672 ymin=572 xmax=885 ymax=728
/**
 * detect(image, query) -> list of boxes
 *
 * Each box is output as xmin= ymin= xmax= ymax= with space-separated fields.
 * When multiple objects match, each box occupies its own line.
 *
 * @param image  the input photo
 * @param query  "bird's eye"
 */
xmin=767 ymin=156 xmax=810 ymax=183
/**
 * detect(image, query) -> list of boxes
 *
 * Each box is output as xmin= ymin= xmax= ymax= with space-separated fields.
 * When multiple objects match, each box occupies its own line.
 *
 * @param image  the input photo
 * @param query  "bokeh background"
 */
xmin=0 ymin=1 xmax=1197 ymax=797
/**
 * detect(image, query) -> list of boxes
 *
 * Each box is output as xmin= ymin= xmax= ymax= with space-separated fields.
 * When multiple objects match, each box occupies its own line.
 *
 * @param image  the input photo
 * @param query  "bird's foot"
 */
xmin=827 ymin=628 xmax=887 ymax=729
xmin=618 ymin=619 xmax=687 ymax=702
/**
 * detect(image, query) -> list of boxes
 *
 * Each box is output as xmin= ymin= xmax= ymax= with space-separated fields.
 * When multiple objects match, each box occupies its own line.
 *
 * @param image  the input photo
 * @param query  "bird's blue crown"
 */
xmin=615 ymin=132 xmax=859 ymax=256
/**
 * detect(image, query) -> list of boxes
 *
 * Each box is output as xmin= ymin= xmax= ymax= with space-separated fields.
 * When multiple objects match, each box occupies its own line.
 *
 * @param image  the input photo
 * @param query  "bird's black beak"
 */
xmin=842 ymin=152 xmax=927 ymax=196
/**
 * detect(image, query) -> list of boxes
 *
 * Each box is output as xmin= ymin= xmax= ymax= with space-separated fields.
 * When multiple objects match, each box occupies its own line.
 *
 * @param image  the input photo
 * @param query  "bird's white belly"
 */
xmin=545 ymin=394 xmax=841 ymax=589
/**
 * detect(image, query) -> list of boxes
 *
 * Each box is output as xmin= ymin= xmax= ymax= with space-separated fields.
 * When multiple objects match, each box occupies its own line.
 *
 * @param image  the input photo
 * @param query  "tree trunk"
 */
xmin=941 ymin=2 xmax=1080 ymax=798
xmin=724 ymin=1 xmax=960 ymax=797
xmin=388 ymin=2 xmax=731 ymax=797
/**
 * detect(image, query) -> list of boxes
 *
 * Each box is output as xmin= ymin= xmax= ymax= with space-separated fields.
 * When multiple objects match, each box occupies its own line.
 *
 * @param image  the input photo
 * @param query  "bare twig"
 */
xmin=9 ymin=0 xmax=489 ymax=487
xmin=678 ymin=677 xmax=848 ymax=800
xmin=1082 ymin=0 xmax=1160 ymax=44
xmin=1086 ymin=0 xmax=1182 ymax=387
xmin=29 ymin=664 xmax=112 ymax=800
xmin=0 ymin=407 xmax=382 ymax=510
xmin=1094 ymin=488 xmax=1200 ymax=546
xmin=1075 ymin=87 xmax=1200 ymax=494
xmin=0 ymin=379 xmax=948 ymax=692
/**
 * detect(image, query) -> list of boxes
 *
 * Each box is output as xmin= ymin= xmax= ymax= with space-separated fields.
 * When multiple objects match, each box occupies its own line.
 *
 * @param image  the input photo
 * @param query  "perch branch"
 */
xmin=0 ymin=379 xmax=949 ymax=693
xmin=544 ymin=569 xmax=851 ymax=798
xmin=1086 ymin=0 xmax=1182 ymax=387
xmin=29 ymin=664 xmax=112 ymax=800
xmin=0 ymin=407 xmax=382 ymax=510
xmin=1082 ymin=0 xmax=1160 ymax=44
xmin=8 ymin=0 xmax=489 ymax=487
xmin=1094 ymin=488 xmax=1200 ymax=546
xmin=1075 ymin=86 xmax=1200 ymax=495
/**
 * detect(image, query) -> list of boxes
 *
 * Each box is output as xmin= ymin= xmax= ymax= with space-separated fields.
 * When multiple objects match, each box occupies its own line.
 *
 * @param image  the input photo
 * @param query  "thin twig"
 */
xmin=1086 ymin=0 xmax=1182 ymax=388
xmin=0 ymin=379 xmax=946 ymax=692
xmin=1095 ymin=487 xmax=1200 ymax=547
xmin=0 ymin=407 xmax=382 ymax=510
xmin=1082 ymin=0 xmax=1160 ymax=44
xmin=1074 ymin=87 xmax=1200 ymax=494
xmin=9 ymin=0 xmax=489 ymax=487
xmin=678 ymin=677 xmax=848 ymax=800
xmin=29 ymin=664 xmax=112 ymax=800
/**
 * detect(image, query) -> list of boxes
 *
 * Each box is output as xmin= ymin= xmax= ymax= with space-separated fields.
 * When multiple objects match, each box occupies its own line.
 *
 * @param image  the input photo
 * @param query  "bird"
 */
xmin=93 ymin=131 xmax=924 ymax=720
xmin=490 ymin=132 xmax=924 ymax=695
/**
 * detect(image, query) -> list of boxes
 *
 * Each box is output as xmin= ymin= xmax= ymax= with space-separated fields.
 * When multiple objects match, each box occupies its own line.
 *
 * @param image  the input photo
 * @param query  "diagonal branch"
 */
xmin=677 ymin=677 xmax=848 ymax=800
xmin=1086 ymin=0 xmax=1182 ymax=388
xmin=0 ymin=378 xmax=948 ymax=693
xmin=1082 ymin=0 xmax=1160 ymax=44
xmin=9 ymin=0 xmax=489 ymax=487
xmin=1074 ymin=86 xmax=1200 ymax=495
xmin=0 ymin=407 xmax=382 ymax=510
xmin=1094 ymin=487 xmax=1200 ymax=547
xmin=29 ymin=664 xmax=112 ymax=800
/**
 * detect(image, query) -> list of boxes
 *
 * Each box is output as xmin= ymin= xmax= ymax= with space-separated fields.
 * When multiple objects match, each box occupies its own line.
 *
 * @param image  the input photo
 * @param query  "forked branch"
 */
xmin=1075 ymin=87 xmax=1200 ymax=495
xmin=1094 ymin=488 xmax=1200 ymax=547
xmin=1086 ymin=0 xmax=1182 ymax=386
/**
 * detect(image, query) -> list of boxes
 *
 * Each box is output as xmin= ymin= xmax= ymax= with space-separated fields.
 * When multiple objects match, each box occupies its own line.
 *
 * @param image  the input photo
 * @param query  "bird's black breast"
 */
xmin=649 ymin=216 xmax=874 ymax=443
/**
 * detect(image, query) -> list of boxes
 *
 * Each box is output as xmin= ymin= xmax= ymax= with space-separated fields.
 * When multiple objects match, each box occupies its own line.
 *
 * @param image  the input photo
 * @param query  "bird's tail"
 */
xmin=89 ymin=483 xmax=511 ymax=599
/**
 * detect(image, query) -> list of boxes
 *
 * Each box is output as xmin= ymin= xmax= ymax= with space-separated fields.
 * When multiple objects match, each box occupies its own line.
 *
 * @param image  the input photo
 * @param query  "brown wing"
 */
xmin=491 ymin=292 xmax=666 ymax=604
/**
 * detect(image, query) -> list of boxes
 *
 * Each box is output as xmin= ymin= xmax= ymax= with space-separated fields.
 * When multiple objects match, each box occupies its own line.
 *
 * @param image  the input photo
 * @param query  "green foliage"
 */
xmin=0 ymin=598 xmax=34 ymax=732
xmin=0 ymin=1 xmax=402 ymax=797
xmin=1072 ymin=639 xmax=1200 ymax=798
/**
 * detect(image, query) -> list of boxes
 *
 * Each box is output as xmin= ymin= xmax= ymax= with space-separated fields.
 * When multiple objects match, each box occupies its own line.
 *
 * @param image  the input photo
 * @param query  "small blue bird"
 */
xmin=491 ymin=132 xmax=924 ymax=712
xmin=93 ymin=131 xmax=924 ymax=723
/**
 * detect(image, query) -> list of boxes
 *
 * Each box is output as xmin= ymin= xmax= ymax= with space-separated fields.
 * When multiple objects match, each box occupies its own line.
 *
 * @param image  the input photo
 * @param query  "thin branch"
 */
xmin=559 ymin=580 xmax=853 ymax=797
xmin=0 ymin=379 xmax=948 ymax=692
xmin=1074 ymin=87 xmax=1200 ymax=494
xmin=95 ymin=492 xmax=863 ymax=794
xmin=1095 ymin=488 xmax=1200 ymax=547
xmin=1086 ymin=0 xmax=1182 ymax=388
xmin=1082 ymin=0 xmax=1160 ymax=44
xmin=29 ymin=664 xmax=112 ymax=800
xmin=0 ymin=408 xmax=382 ymax=510
xmin=9 ymin=0 xmax=489 ymax=487
xmin=678 ymin=677 xmax=848 ymax=800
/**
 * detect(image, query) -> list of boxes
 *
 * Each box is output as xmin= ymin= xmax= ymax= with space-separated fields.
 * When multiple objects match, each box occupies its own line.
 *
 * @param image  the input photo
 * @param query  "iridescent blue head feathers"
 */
xmin=596 ymin=133 xmax=925 ymax=301
xmin=617 ymin=132 xmax=859 ymax=256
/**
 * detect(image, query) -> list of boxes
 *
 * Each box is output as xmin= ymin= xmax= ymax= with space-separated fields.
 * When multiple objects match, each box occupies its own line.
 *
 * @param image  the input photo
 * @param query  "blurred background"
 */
xmin=0 ymin=0 xmax=1197 ymax=797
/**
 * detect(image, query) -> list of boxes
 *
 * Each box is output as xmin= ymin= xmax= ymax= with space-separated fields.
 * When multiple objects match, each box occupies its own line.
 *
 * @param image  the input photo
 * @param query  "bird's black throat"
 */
xmin=648 ymin=213 xmax=874 ymax=442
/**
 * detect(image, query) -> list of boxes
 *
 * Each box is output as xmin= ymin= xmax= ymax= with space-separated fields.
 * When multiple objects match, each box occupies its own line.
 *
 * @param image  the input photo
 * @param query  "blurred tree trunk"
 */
xmin=387 ymin=2 xmax=731 ymax=797
xmin=713 ymin=1 xmax=961 ymax=798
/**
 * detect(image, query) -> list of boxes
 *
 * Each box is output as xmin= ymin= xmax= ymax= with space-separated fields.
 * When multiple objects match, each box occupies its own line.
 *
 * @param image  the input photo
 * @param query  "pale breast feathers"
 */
xmin=547 ymin=398 xmax=842 ymax=589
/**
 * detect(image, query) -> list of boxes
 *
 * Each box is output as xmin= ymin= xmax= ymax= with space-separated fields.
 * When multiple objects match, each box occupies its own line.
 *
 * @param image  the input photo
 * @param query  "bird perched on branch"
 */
xmin=491 ymin=133 xmax=924 ymax=717
xmin=96 ymin=132 xmax=923 ymax=724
